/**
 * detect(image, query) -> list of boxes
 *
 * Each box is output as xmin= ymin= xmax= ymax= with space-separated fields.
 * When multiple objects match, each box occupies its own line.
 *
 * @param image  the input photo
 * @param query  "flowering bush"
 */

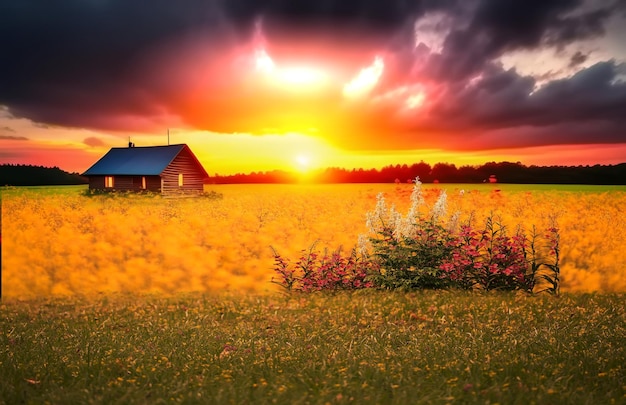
xmin=272 ymin=178 xmax=561 ymax=294
xmin=366 ymin=219 xmax=455 ymax=290
xmin=360 ymin=179 xmax=457 ymax=290
xmin=361 ymin=178 xmax=560 ymax=293
xmin=439 ymin=219 xmax=531 ymax=291
xmin=271 ymin=246 xmax=376 ymax=292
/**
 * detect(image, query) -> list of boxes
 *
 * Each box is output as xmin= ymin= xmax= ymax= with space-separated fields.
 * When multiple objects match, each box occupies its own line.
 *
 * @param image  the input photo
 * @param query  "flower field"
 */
xmin=1 ymin=184 xmax=626 ymax=298
xmin=1 ymin=185 xmax=626 ymax=404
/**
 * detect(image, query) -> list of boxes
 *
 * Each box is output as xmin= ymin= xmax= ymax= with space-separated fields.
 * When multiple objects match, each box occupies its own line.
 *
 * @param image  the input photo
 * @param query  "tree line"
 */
xmin=210 ymin=161 xmax=626 ymax=184
xmin=0 ymin=164 xmax=87 ymax=186
xmin=2 ymin=161 xmax=625 ymax=186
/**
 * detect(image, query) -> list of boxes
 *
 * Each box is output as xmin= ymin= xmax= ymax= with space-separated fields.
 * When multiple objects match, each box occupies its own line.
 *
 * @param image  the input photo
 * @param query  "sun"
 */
xmin=294 ymin=154 xmax=311 ymax=172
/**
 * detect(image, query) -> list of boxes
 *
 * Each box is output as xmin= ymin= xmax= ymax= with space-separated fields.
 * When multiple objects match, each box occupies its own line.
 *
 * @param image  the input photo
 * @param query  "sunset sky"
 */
xmin=1 ymin=0 xmax=626 ymax=175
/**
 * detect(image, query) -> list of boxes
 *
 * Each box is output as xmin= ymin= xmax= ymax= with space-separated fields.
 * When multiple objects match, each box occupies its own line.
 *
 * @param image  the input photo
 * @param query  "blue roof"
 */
xmin=82 ymin=144 xmax=206 ymax=176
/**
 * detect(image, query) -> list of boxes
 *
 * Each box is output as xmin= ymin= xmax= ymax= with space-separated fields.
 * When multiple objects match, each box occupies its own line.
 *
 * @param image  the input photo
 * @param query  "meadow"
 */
xmin=1 ymin=291 xmax=624 ymax=404
xmin=2 ymin=183 xmax=626 ymax=297
xmin=1 ymin=184 xmax=626 ymax=404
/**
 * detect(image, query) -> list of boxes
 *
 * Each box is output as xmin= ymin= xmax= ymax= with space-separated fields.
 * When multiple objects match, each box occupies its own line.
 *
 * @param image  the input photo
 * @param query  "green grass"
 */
xmin=1 ymin=183 xmax=624 ymax=201
xmin=1 ymin=291 xmax=624 ymax=404
xmin=0 ymin=184 xmax=88 ymax=198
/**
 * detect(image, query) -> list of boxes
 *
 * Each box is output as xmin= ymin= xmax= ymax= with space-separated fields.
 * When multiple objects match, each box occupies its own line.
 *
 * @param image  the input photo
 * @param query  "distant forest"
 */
xmin=211 ymin=161 xmax=626 ymax=185
xmin=2 ymin=162 xmax=626 ymax=186
xmin=0 ymin=164 xmax=87 ymax=186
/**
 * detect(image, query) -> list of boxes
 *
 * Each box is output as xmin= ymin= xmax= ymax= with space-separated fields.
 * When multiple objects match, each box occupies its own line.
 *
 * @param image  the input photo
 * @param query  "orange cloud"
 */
xmin=83 ymin=137 xmax=107 ymax=148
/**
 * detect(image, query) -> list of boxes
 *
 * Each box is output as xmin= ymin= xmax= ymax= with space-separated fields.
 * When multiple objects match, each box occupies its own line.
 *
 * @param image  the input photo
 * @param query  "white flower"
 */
xmin=447 ymin=210 xmax=460 ymax=231
xmin=432 ymin=190 xmax=447 ymax=222
xmin=366 ymin=192 xmax=388 ymax=233
xmin=389 ymin=205 xmax=405 ymax=239
xmin=357 ymin=234 xmax=370 ymax=256
xmin=407 ymin=176 xmax=424 ymax=220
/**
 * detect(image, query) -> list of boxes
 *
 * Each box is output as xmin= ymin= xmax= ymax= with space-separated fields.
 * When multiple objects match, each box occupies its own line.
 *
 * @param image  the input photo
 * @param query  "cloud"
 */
xmin=83 ymin=137 xmax=107 ymax=148
xmin=1 ymin=126 xmax=16 ymax=133
xmin=0 ymin=151 xmax=21 ymax=159
xmin=0 ymin=135 xmax=28 ymax=141
xmin=569 ymin=50 xmax=589 ymax=67
xmin=0 ymin=142 xmax=101 ymax=171
xmin=415 ymin=0 xmax=617 ymax=83
xmin=437 ymin=61 xmax=626 ymax=129
xmin=362 ymin=60 xmax=626 ymax=150
xmin=0 ymin=0 xmax=625 ymax=152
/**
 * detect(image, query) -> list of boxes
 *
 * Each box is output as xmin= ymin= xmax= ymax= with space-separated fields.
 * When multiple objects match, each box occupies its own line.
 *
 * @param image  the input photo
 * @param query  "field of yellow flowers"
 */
xmin=2 ymin=184 xmax=625 ymax=298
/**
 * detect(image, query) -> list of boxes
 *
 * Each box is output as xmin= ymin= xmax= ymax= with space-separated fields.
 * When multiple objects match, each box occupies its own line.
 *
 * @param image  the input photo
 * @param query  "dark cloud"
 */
xmin=0 ymin=0 xmax=247 ymax=129
xmin=1 ymin=126 xmax=16 ymax=133
xmin=0 ymin=135 xmax=28 ymax=141
xmin=0 ymin=0 xmax=625 ymax=151
xmin=421 ymin=0 xmax=617 ymax=82
xmin=383 ymin=60 xmax=626 ymax=150
xmin=569 ymin=50 xmax=589 ymax=67
xmin=222 ymin=0 xmax=433 ymax=34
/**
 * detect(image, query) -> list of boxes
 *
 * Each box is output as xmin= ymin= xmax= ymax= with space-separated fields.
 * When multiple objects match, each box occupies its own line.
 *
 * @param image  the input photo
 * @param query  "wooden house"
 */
xmin=82 ymin=144 xmax=209 ymax=196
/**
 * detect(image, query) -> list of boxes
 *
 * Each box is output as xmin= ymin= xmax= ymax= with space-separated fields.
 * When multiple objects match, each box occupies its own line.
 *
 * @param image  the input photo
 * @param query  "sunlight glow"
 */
xmin=255 ymin=49 xmax=275 ymax=74
xmin=343 ymin=56 xmax=384 ymax=98
xmin=280 ymin=66 xmax=327 ymax=86
xmin=405 ymin=92 xmax=426 ymax=109
xmin=254 ymin=47 xmax=328 ymax=89
xmin=295 ymin=154 xmax=311 ymax=168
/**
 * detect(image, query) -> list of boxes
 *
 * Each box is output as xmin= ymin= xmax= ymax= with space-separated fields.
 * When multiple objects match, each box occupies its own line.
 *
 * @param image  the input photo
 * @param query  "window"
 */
xmin=142 ymin=176 xmax=146 ymax=189
xmin=178 ymin=173 xmax=184 ymax=187
xmin=105 ymin=176 xmax=114 ymax=188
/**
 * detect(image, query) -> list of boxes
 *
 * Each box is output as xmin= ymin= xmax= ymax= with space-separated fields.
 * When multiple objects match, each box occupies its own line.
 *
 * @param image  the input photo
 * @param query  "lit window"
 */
xmin=105 ymin=176 xmax=114 ymax=188
xmin=142 ymin=176 xmax=146 ymax=189
xmin=178 ymin=173 xmax=184 ymax=187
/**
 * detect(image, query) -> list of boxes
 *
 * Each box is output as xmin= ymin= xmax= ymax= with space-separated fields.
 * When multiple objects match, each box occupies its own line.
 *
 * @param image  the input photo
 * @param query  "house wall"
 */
xmin=88 ymin=176 xmax=105 ymax=189
xmin=108 ymin=176 xmax=134 ymax=191
xmin=88 ymin=175 xmax=161 ymax=192
xmin=161 ymin=147 xmax=206 ymax=196
xmin=144 ymin=176 xmax=162 ymax=192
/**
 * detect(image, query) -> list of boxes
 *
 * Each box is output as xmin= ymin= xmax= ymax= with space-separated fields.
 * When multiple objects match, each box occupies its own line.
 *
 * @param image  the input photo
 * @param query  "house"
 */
xmin=82 ymin=144 xmax=209 ymax=196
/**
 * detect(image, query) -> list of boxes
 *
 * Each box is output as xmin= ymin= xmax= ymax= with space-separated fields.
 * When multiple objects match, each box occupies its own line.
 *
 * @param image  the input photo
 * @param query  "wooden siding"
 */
xmin=88 ymin=175 xmax=161 ymax=192
xmin=108 ymin=176 xmax=134 ymax=191
xmin=144 ymin=176 xmax=162 ymax=192
xmin=161 ymin=147 xmax=205 ymax=196
xmin=89 ymin=176 xmax=106 ymax=189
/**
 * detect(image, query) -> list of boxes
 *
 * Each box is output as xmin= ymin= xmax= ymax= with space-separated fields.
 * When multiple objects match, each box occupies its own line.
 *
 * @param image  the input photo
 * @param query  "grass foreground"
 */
xmin=1 ymin=291 xmax=624 ymax=404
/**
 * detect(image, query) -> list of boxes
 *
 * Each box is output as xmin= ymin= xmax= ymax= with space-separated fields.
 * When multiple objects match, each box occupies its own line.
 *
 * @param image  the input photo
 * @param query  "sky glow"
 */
xmin=1 ymin=1 xmax=625 ymax=175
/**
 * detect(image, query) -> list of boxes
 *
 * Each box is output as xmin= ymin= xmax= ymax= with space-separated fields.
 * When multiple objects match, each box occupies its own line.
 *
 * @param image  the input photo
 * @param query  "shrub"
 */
xmin=360 ymin=180 xmax=457 ymax=290
xmin=439 ymin=218 xmax=531 ymax=291
xmin=272 ymin=178 xmax=561 ymax=294
xmin=366 ymin=219 xmax=455 ymax=290
xmin=271 ymin=245 xmax=376 ymax=292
